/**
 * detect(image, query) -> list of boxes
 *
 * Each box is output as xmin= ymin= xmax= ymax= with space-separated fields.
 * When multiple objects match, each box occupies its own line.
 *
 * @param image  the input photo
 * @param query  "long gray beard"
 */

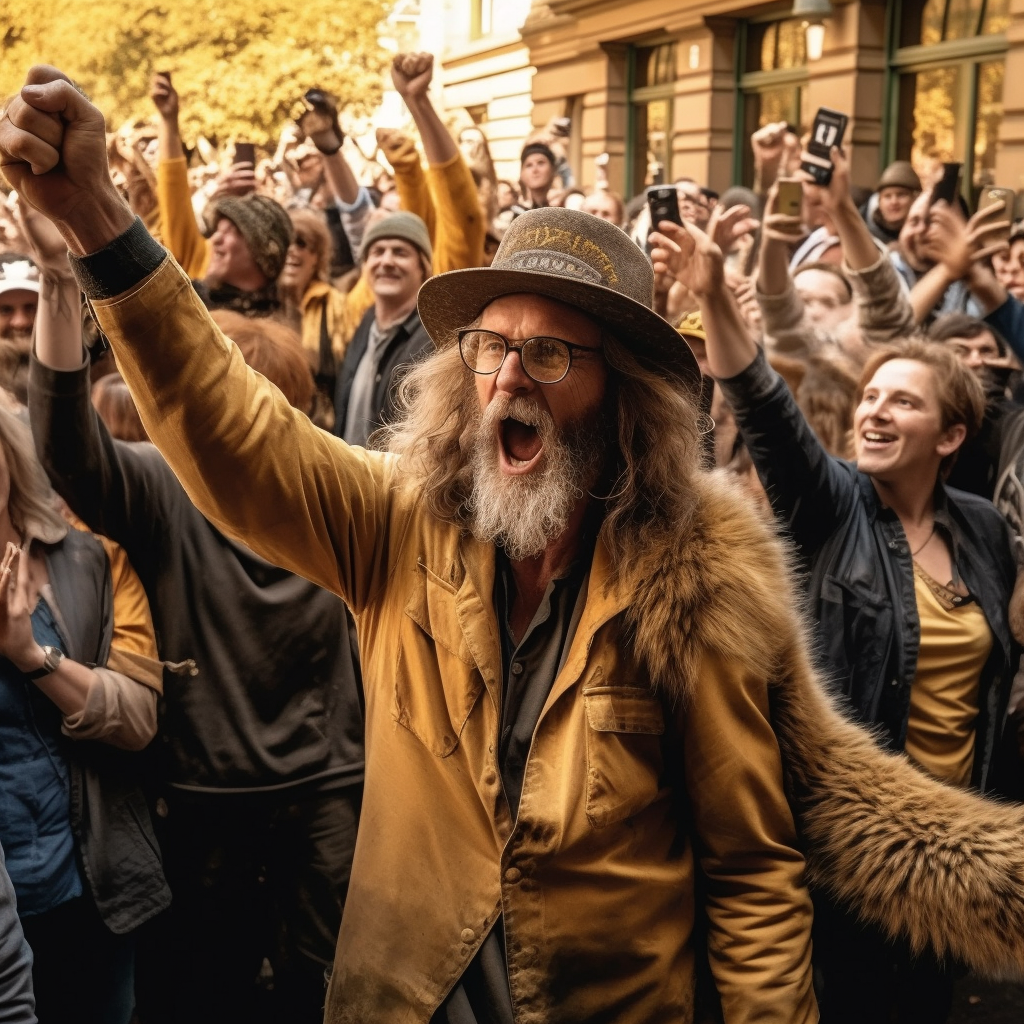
xmin=468 ymin=395 xmax=606 ymax=561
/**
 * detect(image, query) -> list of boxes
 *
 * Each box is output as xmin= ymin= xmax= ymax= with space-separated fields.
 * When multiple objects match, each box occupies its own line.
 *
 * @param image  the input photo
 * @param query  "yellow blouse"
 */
xmin=905 ymin=564 xmax=993 ymax=787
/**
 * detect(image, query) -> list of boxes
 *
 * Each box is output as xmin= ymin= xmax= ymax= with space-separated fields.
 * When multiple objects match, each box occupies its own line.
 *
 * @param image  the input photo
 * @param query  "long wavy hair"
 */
xmin=0 ymin=407 xmax=67 ymax=545
xmin=380 ymin=330 xmax=705 ymax=580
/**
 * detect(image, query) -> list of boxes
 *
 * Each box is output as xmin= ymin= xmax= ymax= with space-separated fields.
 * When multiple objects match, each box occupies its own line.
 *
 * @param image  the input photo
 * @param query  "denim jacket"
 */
xmin=720 ymin=350 xmax=1018 ymax=792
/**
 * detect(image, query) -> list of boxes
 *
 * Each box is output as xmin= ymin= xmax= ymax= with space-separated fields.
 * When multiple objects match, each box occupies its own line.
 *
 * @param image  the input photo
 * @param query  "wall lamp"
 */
xmin=792 ymin=0 xmax=833 ymax=61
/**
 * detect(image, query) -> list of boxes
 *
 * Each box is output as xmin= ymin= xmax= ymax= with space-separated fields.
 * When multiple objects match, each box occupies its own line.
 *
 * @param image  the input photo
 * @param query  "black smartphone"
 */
xmin=800 ymin=107 xmax=849 ymax=186
xmin=234 ymin=142 xmax=256 ymax=166
xmin=647 ymin=186 xmax=682 ymax=231
xmin=930 ymin=162 xmax=962 ymax=209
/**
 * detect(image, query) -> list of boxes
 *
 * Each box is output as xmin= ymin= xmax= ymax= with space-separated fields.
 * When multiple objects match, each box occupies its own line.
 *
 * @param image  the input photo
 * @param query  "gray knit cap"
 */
xmin=212 ymin=194 xmax=294 ymax=282
xmin=359 ymin=211 xmax=433 ymax=265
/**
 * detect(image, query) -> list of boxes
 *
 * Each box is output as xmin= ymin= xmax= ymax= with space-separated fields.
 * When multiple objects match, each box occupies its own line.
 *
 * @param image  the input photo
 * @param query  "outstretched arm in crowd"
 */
xmin=912 ymin=200 xmax=1008 ymax=325
xmin=150 ymin=72 xmax=212 ymax=278
xmin=390 ymin=52 xmax=485 ymax=271
xmin=921 ymin=201 xmax=1024 ymax=359
xmin=5 ymin=66 xmax=394 ymax=612
xmin=802 ymin=146 xmax=916 ymax=344
xmin=651 ymin=218 xmax=855 ymax=556
xmin=754 ymin=183 xmax=821 ymax=356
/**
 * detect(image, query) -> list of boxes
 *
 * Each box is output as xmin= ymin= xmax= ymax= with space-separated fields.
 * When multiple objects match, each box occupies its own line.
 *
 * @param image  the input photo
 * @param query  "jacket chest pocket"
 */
xmin=393 ymin=567 xmax=483 ymax=757
xmin=583 ymin=683 xmax=666 ymax=828
xmin=819 ymin=574 xmax=895 ymax=709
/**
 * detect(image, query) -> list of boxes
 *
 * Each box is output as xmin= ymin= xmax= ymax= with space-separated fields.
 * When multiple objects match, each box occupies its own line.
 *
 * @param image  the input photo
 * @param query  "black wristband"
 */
xmin=68 ymin=217 xmax=167 ymax=301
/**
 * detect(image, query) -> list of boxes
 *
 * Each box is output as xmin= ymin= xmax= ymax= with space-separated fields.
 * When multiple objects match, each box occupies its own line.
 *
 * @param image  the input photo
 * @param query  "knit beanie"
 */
xmin=212 ymin=194 xmax=294 ymax=282
xmin=521 ymin=142 xmax=556 ymax=167
xmin=877 ymin=161 xmax=922 ymax=194
xmin=359 ymin=211 xmax=433 ymax=266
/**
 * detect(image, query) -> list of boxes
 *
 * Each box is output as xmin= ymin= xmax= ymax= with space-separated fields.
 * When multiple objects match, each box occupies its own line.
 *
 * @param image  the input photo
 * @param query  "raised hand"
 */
xmin=650 ymin=218 xmax=726 ymax=301
xmin=210 ymin=162 xmax=257 ymax=200
xmin=925 ymin=200 xmax=1011 ymax=281
xmin=797 ymin=145 xmax=853 ymax=216
xmin=11 ymin=194 xmax=72 ymax=274
xmin=391 ymin=53 xmax=434 ymax=101
xmin=0 ymin=65 xmax=132 ymax=254
xmin=0 ymin=545 xmax=42 ymax=674
xmin=708 ymin=203 xmax=760 ymax=256
xmin=752 ymin=122 xmax=789 ymax=167
xmin=150 ymin=72 xmax=179 ymax=122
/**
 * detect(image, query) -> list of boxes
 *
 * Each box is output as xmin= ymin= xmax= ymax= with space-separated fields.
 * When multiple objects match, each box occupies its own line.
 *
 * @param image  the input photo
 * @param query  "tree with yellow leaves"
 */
xmin=0 ymin=0 xmax=392 ymax=146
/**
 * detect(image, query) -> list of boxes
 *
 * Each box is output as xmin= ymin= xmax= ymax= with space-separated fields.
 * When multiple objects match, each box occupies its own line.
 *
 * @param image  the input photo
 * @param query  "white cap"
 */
xmin=0 ymin=259 xmax=41 ymax=299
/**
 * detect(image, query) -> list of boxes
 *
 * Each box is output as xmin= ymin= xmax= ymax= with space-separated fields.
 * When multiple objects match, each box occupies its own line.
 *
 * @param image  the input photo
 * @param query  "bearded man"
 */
xmin=6 ymin=67 xmax=1024 ymax=1024
xmin=0 ymin=254 xmax=39 ymax=402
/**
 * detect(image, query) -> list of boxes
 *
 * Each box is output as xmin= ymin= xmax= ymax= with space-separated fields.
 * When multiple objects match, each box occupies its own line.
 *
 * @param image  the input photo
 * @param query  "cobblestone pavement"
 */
xmin=949 ymin=976 xmax=1024 ymax=1022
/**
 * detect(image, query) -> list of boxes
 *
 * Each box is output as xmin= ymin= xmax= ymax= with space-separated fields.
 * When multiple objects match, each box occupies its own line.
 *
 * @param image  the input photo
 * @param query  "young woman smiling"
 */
xmin=652 ymin=213 xmax=1020 ymax=1024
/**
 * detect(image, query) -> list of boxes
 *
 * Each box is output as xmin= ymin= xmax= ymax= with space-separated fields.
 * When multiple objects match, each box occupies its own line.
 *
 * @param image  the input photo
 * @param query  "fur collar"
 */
xmin=625 ymin=470 xmax=1024 ymax=978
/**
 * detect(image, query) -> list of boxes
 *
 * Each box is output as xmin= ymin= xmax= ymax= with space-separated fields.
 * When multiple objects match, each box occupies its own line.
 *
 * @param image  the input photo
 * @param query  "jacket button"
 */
xmin=504 ymin=867 xmax=522 ymax=884
xmin=483 ymin=770 xmax=496 ymax=786
xmin=511 ymin=662 xmax=524 ymax=675
xmin=890 ymin=678 xmax=898 ymax=687
xmin=460 ymin=928 xmax=475 ymax=943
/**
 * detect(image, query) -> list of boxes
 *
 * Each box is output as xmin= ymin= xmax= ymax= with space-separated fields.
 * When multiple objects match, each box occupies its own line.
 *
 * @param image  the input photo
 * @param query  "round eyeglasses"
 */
xmin=457 ymin=328 xmax=600 ymax=385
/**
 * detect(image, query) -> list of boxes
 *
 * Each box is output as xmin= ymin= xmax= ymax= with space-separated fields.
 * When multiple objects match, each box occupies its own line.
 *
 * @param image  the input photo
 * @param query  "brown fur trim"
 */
xmin=627 ymin=471 xmax=1024 ymax=977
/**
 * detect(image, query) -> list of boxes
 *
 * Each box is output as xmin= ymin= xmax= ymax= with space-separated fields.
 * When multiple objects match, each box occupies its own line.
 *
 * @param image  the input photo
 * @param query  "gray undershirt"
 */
xmin=434 ymin=552 xmax=590 ymax=1024
xmin=343 ymin=318 xmax=397 ymax=447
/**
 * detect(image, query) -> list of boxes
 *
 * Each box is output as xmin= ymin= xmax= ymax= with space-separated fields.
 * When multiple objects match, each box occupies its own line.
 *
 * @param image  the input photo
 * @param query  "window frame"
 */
xmin=733 ymin=11 xmax=811 ymax=185
xmin=883 ymin=0 xmax=1008 ymax=195
xmin=625 ymin=39 xmax=679 ymax=197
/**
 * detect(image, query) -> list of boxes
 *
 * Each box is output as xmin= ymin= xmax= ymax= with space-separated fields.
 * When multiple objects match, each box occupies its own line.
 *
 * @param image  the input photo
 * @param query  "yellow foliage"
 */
xmin=0 ymin=0 xmax=393 ymax=147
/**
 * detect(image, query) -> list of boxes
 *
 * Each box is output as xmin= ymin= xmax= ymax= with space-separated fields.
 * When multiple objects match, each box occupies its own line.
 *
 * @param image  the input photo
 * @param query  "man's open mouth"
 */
xmin=499 ymin=417 xmax=544 ymax=472
xmin=861 ymin=430 xmax=896 ymax=450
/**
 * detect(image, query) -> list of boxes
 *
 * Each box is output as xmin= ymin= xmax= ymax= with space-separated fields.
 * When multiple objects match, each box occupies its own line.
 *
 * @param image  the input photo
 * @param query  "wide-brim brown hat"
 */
xmin=417 ymin=207 xmax=701 ymax=394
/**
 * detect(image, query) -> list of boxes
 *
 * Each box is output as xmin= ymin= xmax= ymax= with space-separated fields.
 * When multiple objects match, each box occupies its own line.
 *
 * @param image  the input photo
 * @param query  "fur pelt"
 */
xmin=623 ymin=470 xmax=1024 ymax=977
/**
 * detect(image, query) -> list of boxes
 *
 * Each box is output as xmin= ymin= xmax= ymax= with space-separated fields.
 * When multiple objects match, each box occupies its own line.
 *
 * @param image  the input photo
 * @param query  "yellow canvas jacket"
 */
xmin=90 ymin=256 xmax=816 ymax=1023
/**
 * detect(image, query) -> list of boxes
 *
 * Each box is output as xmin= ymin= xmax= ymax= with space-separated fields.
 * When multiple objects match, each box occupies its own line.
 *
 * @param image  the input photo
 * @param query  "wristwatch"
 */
xmin=26 ymin=645 xmax=65 ymax=680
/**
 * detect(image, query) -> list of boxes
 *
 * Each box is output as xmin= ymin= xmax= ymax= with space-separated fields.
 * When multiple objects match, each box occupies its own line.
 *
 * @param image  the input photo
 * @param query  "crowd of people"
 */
xmin=2 ymin=51 xmax=1024 ymax=1024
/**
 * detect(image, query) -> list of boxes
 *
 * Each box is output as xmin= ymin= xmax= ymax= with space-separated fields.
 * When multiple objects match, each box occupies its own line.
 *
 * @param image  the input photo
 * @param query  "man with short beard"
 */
xmin=0 ymin=255 xmax=39 ymax=402
xmin=9 ymin=68 xmax=1024 ymax=1024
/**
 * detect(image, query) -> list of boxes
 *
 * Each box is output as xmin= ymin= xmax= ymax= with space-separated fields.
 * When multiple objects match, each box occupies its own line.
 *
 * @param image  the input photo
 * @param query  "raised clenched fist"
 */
xmin=150 ymin=72 xmax=179 ymax=122
xmin=391 ymin=53 xmax=434 ymax=101
xmin=0 ymin=65 xmax=133 ymax=254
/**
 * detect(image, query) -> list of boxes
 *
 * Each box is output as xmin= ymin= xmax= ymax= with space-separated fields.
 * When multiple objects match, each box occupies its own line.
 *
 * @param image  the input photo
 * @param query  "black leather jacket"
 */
xmin=720 ymin=351 xmax=1019 ymax=792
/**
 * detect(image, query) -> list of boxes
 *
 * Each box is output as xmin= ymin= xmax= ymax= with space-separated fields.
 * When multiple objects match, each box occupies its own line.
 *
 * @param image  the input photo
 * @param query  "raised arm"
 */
xmin=391 ymin=53 xmax=484 ymax=270
xmin=3 ymin=67 xmax=397 ymax=611
xmin=755 ymin=183 xmax=822 ymax=356
xmin=801 ymin=147 xmax=916 ymax=342
xmin=922 ymin=199 xmax=1013 ymax=329
xmin=150 ymin=72 xmax=210 ymax=278
xmin=651 ymin=215 xmax=854 ymax=553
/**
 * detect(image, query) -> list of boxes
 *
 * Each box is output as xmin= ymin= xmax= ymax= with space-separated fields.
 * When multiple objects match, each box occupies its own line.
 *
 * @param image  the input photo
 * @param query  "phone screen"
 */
xmin=234 ymin=142 xmax=256 ymax=166
xmin=800 ymin=108 xmax=848 ymax=186
xmin=776 ymin=179 xmax=803 ymax=218
xmin=647 ymin=186 xmax=682 ymax=231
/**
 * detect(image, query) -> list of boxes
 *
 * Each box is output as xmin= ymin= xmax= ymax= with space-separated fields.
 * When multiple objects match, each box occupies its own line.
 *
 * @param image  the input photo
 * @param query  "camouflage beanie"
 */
xmin=212 ymin=194 xmax=294 ymax=282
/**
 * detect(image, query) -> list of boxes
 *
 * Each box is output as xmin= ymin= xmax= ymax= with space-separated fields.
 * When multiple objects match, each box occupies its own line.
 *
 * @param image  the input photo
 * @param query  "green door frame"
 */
xmin=882 ymin=0 xmax=1008 ymax=189
xmin=732 ymin=14 xmax=810 ymax=187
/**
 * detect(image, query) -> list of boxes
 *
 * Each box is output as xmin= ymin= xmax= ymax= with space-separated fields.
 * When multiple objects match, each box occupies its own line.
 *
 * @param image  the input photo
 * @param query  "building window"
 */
xmin=470 ymin=0 xmax=494 ymax=40
xmin=628 ymin=42 xmax=677 ymax=194
xmin=736 ymin=17 xmax=809 ymax=187
xmin=889 ymin=0 xmax=1009 ymax=199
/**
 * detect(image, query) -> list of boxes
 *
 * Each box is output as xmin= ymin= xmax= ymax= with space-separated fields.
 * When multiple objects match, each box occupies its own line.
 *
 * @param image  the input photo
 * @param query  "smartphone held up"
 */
xmin=800 ymin=108 xmax=848 ymax=186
